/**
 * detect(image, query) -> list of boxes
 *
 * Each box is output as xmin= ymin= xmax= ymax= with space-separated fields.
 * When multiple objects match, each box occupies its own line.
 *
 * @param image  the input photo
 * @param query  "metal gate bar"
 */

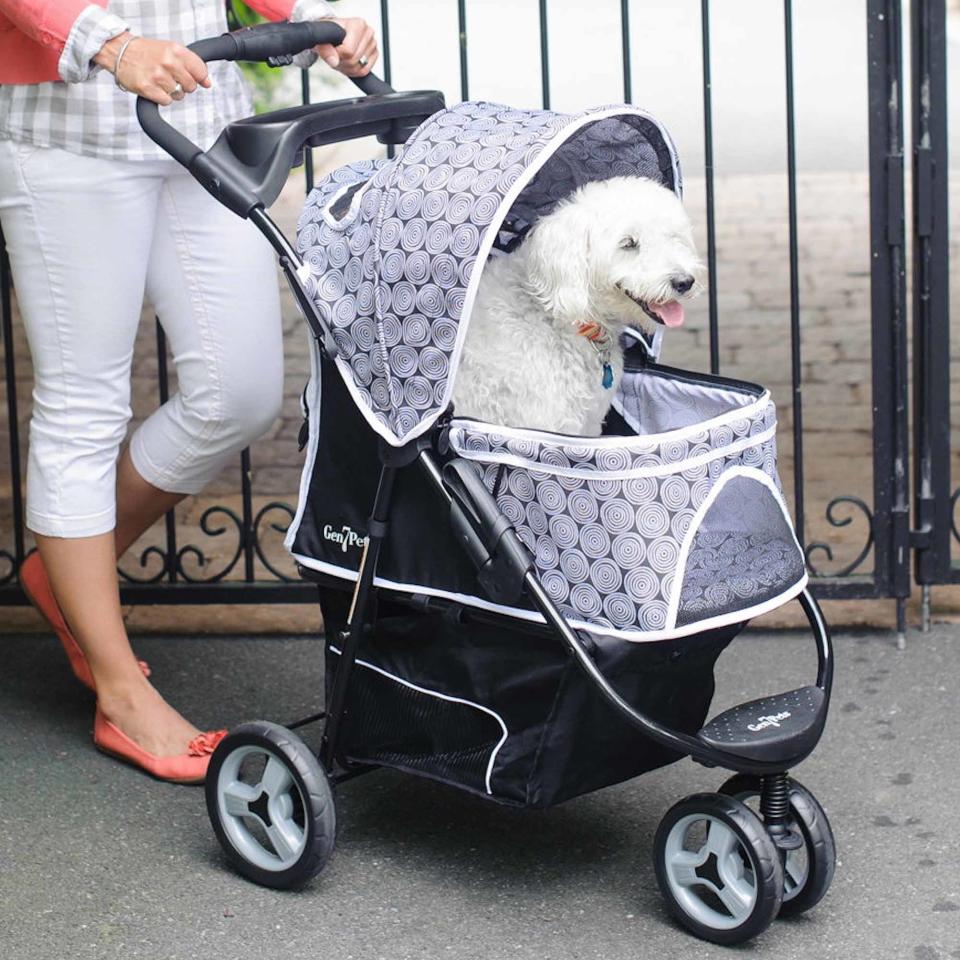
xmin=864 ymin=0 xmax=911 ymax=628
xmin=619 ymin=0 xmax=632 ymax=103
xmin=911 ymin=0 xmax=954 ymax=607
xmin=0 ymin=240 xmax=25 ymax=581
xmin=699 ymin=0 xmax=721 ymax=375
xmin=783 ymin=0 xmax=806 ymax=551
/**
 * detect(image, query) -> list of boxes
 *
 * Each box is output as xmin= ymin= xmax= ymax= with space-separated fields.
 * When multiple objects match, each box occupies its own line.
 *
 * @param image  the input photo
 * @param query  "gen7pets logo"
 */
xmin=323 ymin=524 xmax=370 ymax=553
xmin=747 ymin=711 xmax=791 ymax=733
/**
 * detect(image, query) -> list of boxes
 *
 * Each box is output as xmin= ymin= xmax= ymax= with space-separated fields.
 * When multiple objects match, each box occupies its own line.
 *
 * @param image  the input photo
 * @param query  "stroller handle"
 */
xmin=134 ymin=22 xmax=441 ymax=219
xmin=136 ymin=21 xmax=392 ymax=171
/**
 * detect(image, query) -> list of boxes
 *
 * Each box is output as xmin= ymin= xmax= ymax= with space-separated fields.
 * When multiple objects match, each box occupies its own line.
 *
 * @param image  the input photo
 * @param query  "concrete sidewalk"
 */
xmin=1 ymin=624 xmax=958 ymax=960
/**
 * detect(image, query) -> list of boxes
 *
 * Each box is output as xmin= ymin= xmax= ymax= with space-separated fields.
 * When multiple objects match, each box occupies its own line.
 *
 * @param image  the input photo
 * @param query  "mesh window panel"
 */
xmin=676 ymin=475 xmax=804 ymax=628
xmin=337 ymin=656 xmax=503 ymax=794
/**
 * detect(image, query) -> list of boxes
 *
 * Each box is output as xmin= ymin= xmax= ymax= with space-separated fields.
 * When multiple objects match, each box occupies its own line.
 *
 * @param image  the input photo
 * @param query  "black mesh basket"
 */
xmin=320 ymin=589 xmax=739 ymax=808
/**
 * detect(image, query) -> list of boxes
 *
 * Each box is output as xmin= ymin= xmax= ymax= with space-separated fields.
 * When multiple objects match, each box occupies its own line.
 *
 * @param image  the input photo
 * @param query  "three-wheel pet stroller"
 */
xmin=138 ymin=21 xmax=837 ymax=945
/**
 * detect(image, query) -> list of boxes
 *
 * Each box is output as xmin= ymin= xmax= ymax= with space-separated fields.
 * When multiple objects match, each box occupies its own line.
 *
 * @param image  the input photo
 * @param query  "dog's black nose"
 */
xmin=671 ymin=274 xmax=695 ymax=295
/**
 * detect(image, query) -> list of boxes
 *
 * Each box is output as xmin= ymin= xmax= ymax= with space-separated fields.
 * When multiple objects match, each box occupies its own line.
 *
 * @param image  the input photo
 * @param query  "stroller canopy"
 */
xmin=297 ymin=100 xmax=681 ymax=446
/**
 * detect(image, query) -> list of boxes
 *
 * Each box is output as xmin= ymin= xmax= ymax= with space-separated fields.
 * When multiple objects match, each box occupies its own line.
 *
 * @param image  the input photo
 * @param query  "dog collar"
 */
xmin=577 ymin=322 xmax=614 ymax=390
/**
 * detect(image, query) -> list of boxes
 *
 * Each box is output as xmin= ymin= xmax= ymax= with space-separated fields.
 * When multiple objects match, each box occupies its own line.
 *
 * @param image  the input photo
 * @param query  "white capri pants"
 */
xmin=0 ymin=139 xmax=284 ymax=538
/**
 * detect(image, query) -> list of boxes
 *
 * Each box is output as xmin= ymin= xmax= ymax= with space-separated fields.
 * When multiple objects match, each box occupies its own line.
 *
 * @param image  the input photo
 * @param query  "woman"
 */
xmin=0 ymin=0 xmax=378 ymax=782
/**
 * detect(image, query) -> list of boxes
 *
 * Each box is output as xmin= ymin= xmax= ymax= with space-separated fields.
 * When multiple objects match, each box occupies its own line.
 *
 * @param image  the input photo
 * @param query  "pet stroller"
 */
xmin=138 ymin=22 xmax=836 ymax=945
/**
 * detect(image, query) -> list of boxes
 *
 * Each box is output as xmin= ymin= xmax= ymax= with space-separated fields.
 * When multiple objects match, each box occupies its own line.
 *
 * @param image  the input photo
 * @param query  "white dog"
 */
xmin=453 ymin=176 xmax=703 ymax=436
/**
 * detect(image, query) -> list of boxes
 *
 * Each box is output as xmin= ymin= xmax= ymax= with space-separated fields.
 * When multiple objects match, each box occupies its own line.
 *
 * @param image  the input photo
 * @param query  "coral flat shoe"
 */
xmin=19 ymin=551 xmax=150 ymax=693
xmin=93 ymin=707 xmax=227 ymax=784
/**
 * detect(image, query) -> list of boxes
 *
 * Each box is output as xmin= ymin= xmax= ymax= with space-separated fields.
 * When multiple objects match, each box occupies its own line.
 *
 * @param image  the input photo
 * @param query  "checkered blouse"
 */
xmin=0 ymin=0 xmax=333 ymax=160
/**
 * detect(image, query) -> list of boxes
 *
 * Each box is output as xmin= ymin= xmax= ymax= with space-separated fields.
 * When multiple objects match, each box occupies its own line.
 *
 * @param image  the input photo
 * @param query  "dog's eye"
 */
xmin=619 ymin=236 xmax=639 ymax=250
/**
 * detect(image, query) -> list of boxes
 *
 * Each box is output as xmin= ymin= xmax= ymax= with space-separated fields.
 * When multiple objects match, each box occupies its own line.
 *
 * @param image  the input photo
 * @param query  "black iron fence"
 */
xmin=0 ymin=0 xmax=955 ymax=628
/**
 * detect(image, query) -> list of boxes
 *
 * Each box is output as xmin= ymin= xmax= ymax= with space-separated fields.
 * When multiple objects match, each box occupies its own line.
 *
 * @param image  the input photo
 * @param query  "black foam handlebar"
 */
xmin=189 ymin=20 xmax=344 ymax=63
xmin=136 ymin=21 xmax=393 ymax=168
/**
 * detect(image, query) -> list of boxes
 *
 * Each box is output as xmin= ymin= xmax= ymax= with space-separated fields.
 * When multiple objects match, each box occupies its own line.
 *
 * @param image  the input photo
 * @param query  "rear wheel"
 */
xmin=719 ymin=774 xmax=836 ymax=917
xmin=206 ymin=721 xmax=336 ymax=889
xmin=654 ymin=792 xmax=784 ymax=944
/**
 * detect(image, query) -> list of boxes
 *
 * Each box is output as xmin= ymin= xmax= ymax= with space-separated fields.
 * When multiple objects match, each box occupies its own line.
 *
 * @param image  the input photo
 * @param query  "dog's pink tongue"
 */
xmin=657 ymin=301 xmax=685 ymax=328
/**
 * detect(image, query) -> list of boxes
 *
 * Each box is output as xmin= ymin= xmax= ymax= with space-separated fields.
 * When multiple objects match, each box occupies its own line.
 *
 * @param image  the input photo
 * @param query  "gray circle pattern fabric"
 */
xmin=296 ymin=100 xmax=680 ymax=446
xmin=447 ymin=397 xmax=804 ymax=638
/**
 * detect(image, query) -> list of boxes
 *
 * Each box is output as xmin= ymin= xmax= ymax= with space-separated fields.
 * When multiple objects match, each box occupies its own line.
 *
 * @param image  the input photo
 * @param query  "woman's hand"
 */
xmin=315 ymin=18 xmax=378 ymax=77
xmin=94 ymin=32 xmax=212 ymax=105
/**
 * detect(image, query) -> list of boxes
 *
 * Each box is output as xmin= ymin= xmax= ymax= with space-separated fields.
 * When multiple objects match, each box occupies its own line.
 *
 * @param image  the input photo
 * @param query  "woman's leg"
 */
xmin=34 ymin=531 xmax=201 ymax=754
xmin=114 ymin=445 xmax=185 ymax=557
xmin=0 ymin=143 xmax=206 ymax=756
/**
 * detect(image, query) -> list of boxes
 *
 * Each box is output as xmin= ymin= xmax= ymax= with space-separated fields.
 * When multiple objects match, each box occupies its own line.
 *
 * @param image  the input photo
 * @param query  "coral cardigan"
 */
xmin=0 ymin=0 xmax=299 ymax=84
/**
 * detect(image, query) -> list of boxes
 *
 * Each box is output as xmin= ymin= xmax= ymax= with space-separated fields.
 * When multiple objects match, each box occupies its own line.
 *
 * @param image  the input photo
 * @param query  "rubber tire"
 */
xmin=719 ymin=774 xmax=836 ymax=918
xmin=205 ymin=721 xmax=336 ymax=889
xmin=653 ymin=792 xmax=784 ymax=945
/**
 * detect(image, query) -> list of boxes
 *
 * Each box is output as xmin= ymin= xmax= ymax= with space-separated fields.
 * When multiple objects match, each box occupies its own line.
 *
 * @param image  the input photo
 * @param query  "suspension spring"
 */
xmin=760 ymin=771 xmax=791 ymax=827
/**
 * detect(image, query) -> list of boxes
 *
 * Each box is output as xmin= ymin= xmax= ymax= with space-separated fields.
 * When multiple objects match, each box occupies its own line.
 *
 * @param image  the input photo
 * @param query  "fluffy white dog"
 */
xmin=453 ymin=176 xmax=703 ymax=436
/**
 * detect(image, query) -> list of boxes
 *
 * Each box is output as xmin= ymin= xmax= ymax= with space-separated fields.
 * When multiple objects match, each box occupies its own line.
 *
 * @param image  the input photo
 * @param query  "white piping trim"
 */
xmin=292 ymin=552 xmax=807 ymax=644
xmin=327 ymin=645 xmax=509 ymax=796
xmin=283 ymin=337 xmax=323 ymax=553
xmin=450 ymin=424 xmax=777 ymax=481
xmin=665 ymin=467 xmax=806 ymax=629
xmin=332 ymin=105 xmax=683 ymax=448
xmin=449 ymin=389 xmax=771 ymax=451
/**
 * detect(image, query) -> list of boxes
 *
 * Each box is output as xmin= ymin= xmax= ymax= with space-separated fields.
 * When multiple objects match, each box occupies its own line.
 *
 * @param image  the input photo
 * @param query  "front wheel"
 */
xmin=653 ymin=792 xmax=784 ymax=945
xmin=719 ymin=774 xmax=836 ymax=917
xmin=205 ymin=721 xmax=336 ymax=889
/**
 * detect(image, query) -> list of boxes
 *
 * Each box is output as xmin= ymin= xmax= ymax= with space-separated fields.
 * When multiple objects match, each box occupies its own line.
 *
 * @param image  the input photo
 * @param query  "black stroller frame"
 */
xmin=138 ymin=22 xmax=837 ymax=946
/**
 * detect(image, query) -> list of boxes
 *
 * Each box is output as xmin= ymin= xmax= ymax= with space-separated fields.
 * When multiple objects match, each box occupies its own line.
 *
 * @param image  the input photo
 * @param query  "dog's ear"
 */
xmin=522 ymin=202 xmax=592 ymax=323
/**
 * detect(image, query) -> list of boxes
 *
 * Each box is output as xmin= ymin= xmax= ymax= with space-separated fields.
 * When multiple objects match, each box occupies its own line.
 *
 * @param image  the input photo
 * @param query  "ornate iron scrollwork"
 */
xmin=117 ymin=544 xmax=173 ymax=584
xmin=174 ymin=506 xmax=245 ymax=583
xmin=950 ymin=487 xmax=960 ymax=545
xmin=252 ymin=501 xmax=298 ymax=581
xmin=804 ymin=496 xmax=875 ymax=578
xmin=109 ymin=501 xmax=301 ymax=586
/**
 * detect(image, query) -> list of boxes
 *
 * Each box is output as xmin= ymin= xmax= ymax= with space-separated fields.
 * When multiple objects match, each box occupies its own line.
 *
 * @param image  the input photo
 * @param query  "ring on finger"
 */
xmin=357 ymin=55 xmax=369 ymax=68
xmin=170 ymin=81 xmax=184 ymax=100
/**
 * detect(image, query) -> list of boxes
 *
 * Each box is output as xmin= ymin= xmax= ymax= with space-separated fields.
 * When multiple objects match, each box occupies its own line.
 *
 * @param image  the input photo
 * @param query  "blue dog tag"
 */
xmin=602 ymin=363 xmax=614 ymax=390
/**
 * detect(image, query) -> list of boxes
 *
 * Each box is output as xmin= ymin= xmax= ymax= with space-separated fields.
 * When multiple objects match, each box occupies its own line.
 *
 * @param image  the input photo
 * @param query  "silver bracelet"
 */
xmin=113 ymin=35 xmax=139 ymax=93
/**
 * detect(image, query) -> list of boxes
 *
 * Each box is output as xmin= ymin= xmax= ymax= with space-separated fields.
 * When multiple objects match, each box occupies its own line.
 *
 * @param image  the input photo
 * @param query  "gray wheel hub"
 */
xmin=662 ymin=813 xmax=759 ymax=930
xmin=216 ymin=744 xmax=307 ymax=872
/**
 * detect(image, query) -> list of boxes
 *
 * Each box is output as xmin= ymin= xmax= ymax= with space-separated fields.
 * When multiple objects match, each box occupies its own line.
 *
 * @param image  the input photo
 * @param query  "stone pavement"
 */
xmin=1 ymin=623 xmax=958 ymax=960
xmin=2 ymin=140 xmax=960 ymax=633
